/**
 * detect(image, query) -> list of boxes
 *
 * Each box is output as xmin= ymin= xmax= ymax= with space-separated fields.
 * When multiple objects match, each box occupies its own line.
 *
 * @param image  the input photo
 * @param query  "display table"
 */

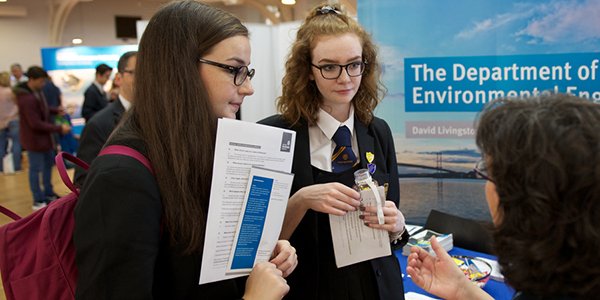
xmin=395 ymin=246 xmax=515 ymax=299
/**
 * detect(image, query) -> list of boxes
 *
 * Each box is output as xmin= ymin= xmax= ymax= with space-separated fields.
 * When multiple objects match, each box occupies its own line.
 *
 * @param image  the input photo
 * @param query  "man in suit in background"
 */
xmin=81 ymin=63 xmax=112 ymax=122
xmin=74 ymin=52 xmax=136 ymax=186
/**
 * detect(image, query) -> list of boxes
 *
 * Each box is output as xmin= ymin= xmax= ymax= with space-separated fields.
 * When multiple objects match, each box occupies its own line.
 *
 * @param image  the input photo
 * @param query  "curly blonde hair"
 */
xmin=277 ymin=3 xmax=385 ymax=126
xmin=0 ymin=72 xmax=11 ymax=87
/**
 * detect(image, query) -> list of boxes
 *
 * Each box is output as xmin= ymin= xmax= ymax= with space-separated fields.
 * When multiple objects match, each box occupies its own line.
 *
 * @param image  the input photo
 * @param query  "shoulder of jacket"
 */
xmin=369 ymin=116 xmax=391 ymax=130
xmin=258 ymin=114 xmax=285 ymax=126
xmin=12 ymin=86 xmax=29 ymax=96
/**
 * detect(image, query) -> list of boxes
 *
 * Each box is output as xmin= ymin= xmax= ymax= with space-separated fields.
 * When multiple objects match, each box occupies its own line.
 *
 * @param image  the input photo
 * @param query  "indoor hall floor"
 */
xmin=0 ymin=157 xmax=73 ymax=300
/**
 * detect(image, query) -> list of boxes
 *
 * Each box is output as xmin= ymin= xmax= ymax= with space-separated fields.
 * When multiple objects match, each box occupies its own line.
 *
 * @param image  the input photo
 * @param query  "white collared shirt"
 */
xmin=308 ymin=105 xmax=360 ymax=172
xmin=93 ymin=81 xmax=106 ymax=98
xmin=118 ymin=95 xmax=131 ymax=111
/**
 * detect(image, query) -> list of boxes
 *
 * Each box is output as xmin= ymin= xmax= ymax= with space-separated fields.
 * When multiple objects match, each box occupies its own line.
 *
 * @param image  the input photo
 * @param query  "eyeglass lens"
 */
xmin=319 ymin=62 xmax=365 ymax=79
xmin=474 ymin=160 xmax=490 ymax=179
xmin=234 ymin=67 xmax=249 ymax=86
xmin=234 ymin=67 xmax=256 ymax=86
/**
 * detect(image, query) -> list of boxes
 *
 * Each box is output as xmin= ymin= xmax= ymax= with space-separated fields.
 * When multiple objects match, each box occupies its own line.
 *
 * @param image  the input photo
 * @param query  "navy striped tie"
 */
xmin=331 ymin=126 xmax=357 ymax=173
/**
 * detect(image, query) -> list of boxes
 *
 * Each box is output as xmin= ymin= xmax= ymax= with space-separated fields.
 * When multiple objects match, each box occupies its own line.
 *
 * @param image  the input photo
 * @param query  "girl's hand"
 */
xmin=270 ymin=240 xmax=298 ymax=277
xmin=361 ymin=200 xmax=405 ymax=233
xmin=244 ymin=262 xmax=289 ymax=300
xmin=293 ymin=183 xmax=360 ymax=215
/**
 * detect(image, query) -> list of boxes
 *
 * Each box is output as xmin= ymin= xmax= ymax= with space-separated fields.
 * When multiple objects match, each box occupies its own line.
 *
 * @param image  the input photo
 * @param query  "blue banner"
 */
xmin=41 ymin=45 xmax=137 ymax=71
xmin=359 ymin=0 xmax=600 ymax=225
xmin=405 ymin=52 xmax=600 ymax=111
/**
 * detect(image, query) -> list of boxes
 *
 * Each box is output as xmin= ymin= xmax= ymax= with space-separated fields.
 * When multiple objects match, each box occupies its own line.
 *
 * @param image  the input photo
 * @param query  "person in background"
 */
xmin=81 ymin=63 xmax=112 ymax=122
xmin=259 ymin=3 xmax=407 ymax=299
xmin=43 ymin=74 xmax=78 ymax=156
xmin=43 ymin=74 xmax=62 ymax=110
xmin=14 ymin=66 xmax=70 ymax=210
xmin=74 ymin=2 xmax=296 ymax=299
xmin=108 ymin=80 xmax=119 ymax=103
xmin=9 ymin=63 xmax=28 ymax=87
xmin=74 ymin=51 xmax=137 ymax=186
xmin=407 ymin=94 xmax=600 ymax=300
xmin=0 ymin=71 xmax=22 ymax=174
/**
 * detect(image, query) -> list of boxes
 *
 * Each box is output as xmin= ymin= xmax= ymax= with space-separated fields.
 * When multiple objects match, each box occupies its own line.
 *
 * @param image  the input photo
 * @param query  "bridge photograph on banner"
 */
xmin=358 ymin=0 xmax=600 ymax=224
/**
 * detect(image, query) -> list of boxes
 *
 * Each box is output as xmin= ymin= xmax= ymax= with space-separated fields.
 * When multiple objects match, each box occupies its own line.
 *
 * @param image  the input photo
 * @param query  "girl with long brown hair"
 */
xmin=74 ymin=1 xmax=296 ymax=299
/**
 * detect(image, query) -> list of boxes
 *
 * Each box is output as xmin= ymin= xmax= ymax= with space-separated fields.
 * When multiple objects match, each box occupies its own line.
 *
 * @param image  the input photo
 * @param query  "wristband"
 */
xmin=389 ymin=228 xmax=405 ymax=244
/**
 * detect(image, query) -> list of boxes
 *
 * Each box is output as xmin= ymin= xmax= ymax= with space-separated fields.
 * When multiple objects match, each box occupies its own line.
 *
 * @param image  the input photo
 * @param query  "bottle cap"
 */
xmin=354 ymin=168 xmax=372 ymax=185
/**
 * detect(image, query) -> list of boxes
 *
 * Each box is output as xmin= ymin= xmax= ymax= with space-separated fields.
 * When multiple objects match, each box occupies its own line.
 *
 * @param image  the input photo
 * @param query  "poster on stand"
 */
xmin=358 ymin=0 xmax=600 ymax=224
xmin=41 ymin=45 xmax=138 ymax=134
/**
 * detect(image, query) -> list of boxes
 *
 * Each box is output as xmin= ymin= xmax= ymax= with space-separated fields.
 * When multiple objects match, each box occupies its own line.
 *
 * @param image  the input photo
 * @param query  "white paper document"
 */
xmin=329 ymin=185 xmax=391 ymax=268
xmin=226 ymin=166 xmax=294 ymax=274
xmin=404 ymin=292 xmax=439 ymax=300
xmin=199 ymin=118 xmax=296 ymax=285
xmin=405 ymin=224 xmax=424 ymax=235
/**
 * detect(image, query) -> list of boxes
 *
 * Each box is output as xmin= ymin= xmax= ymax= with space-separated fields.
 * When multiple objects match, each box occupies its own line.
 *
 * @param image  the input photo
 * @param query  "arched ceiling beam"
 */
xmin=49 ymin=0 xmax=79 ymax=46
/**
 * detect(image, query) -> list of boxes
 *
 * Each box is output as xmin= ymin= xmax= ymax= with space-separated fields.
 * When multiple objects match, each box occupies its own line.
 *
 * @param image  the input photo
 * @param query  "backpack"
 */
xmin=0 ymin=145 xmax=153 ymax=300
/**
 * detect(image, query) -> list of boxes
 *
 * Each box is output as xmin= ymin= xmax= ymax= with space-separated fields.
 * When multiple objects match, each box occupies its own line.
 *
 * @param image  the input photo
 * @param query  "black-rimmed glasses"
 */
xmin=198 ymin=58 xmax=255 ymax=86
xmin=311 ymin=61 xmax=366 ymax=80
xmin=474 ymin=159 xmax=494 ymax=183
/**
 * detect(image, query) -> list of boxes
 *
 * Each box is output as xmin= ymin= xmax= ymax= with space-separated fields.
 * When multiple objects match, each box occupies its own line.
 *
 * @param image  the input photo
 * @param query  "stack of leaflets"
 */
xmin=402 ymin=228 xmax=453 ymax=256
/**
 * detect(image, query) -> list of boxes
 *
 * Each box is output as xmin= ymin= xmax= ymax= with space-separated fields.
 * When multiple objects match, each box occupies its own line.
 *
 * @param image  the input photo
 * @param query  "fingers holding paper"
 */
xmin=244 ymin=261 xmax=290 ymax=300
xmin=270 ymin=240 xmax=298 ymax=278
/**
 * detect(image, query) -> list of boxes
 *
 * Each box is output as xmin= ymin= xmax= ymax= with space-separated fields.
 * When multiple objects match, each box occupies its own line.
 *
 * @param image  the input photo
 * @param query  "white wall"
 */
xmin=0 ymin=0 xmax=53 ymax=70
xmin=243 ymin=21 xmax=300 ymax=122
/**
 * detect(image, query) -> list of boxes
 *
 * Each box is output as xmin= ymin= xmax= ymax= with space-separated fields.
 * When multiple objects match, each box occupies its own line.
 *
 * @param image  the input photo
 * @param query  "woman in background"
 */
xmin=74 ymin=2 xmax=296 ymax=299
xmin=0 ymin=71 xmax=22 ymax=174
xmin=260 ymin=3 xmax=407 ymax=299
xmin=407 ymin=94 xmax=600 ymax=300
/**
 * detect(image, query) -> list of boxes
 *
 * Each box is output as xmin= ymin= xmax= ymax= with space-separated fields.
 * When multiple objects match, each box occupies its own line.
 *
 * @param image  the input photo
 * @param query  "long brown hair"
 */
xmin=114 ymin=0 xmax=248 ymax=254
xmin=277 ymin=3 xmax=385 ymax=127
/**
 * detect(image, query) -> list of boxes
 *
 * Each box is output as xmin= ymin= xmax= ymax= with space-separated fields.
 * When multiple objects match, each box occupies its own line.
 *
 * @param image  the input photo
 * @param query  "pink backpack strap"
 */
xmin=55 ymin=152 xmax=89 ymax=196
xmin=0 ymin=205 xmax=21 ymax=221
xmin=99 ymin=145 xmax=155 ymax=175
xmin=2 ymin=151 xmax=87 ymax=220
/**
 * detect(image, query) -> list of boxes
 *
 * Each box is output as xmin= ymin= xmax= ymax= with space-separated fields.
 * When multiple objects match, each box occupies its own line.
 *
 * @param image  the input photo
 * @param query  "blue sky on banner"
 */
xmin=358 ymin=0 xmax=600 ymax=169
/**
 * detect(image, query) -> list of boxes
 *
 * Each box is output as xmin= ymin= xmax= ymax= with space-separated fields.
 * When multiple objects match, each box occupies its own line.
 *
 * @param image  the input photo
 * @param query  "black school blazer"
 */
xmin=259 ymin=115 xmax=409 ymax=300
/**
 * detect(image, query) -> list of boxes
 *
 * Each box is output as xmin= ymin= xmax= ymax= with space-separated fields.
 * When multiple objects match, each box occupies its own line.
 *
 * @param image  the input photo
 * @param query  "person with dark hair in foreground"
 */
xmin=407 ymin=94 xmax=600 ymax=300
xmin=74 ymin=2 xmax=296 ymax=299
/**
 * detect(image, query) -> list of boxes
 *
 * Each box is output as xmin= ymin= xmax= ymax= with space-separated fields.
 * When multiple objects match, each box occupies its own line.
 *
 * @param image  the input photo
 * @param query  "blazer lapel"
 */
xmin=355 ymin=117 xmax=374 ymax=169
xmin=93 ymin=84 xmax=104 ymax=97
xmin=114 ymin=99 xmax=125 ymax=116
xmin=292 ymin=122 xmax=314 ymax=188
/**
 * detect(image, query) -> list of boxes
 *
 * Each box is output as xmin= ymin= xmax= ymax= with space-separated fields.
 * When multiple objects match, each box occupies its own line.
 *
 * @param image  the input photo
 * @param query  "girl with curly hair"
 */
xmin=260 ymin=3 xmax=408 ymax=299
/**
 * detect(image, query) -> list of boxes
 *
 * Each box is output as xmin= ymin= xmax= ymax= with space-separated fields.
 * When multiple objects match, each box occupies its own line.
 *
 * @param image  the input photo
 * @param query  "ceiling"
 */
xmin=0 ymin=0 xmax=357 ymax=45
xmin=177 ymin=0 xmax=357 ymax=23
